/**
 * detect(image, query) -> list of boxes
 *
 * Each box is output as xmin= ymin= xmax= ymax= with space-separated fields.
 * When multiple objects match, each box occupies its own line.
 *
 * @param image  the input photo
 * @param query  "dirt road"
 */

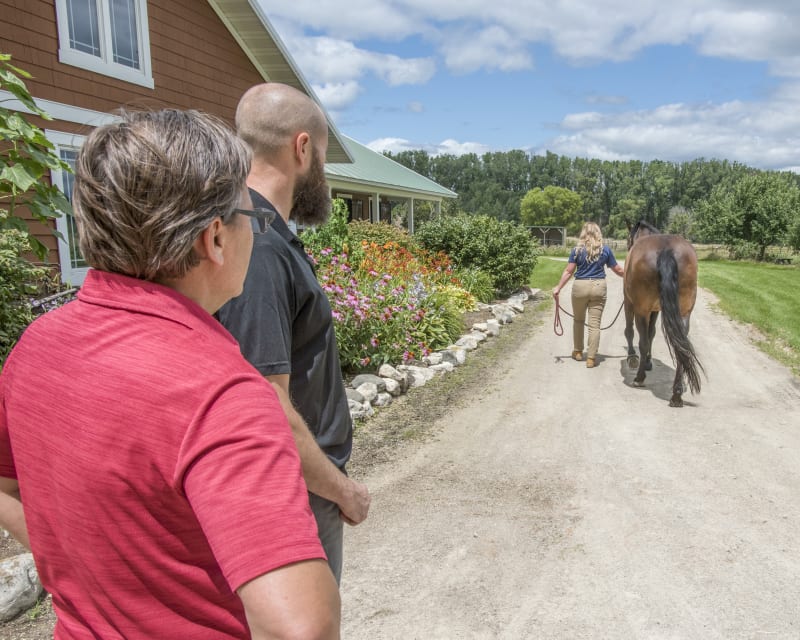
xmin=342 ymin=265 xmax=800 ymax=639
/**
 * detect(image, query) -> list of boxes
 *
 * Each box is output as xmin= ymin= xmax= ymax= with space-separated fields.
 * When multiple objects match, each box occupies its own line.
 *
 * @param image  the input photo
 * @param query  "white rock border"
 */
xmin=347 ymin=288 xmax=541 ymax=421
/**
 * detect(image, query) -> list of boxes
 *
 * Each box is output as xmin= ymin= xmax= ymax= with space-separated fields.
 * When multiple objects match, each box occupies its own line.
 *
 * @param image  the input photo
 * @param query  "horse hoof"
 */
xmin=633 ymin=378 xmax=645 ymax=388
xmin=669 ymin=396 xmax=684 ymax=408
xmin=627 ymin=355 xmax=639 ymax=369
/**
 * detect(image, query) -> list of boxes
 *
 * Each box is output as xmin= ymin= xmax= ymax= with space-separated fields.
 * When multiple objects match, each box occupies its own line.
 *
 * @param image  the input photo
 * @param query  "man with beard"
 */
xmin=217 ymin=84 xmax=370 ymax=585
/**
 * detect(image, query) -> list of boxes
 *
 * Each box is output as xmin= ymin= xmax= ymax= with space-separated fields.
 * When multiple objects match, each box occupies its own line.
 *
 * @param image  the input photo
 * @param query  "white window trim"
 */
xmin=0 ymin=91 xmax=118 ymax=127
xmin=54 ymin=0 xmax=154 ymax=89
xmin=46 ymin=130 xmax=89 ymax=287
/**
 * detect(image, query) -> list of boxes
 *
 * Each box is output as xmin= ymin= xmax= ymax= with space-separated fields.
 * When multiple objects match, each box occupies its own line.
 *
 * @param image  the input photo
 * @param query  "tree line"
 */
xmin=386 ymin=149 xmax=800 ymax=255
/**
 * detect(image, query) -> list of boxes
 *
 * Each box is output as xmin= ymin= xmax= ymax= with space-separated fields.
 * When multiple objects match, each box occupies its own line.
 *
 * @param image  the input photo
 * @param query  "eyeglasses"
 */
xmin=232 ymin=207 xmax=276 ymax=234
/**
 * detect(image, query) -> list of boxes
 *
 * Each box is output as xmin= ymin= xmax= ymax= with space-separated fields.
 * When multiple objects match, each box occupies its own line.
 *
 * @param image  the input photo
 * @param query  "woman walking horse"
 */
xmin=624 ymin=221 xmax=704 ymax=407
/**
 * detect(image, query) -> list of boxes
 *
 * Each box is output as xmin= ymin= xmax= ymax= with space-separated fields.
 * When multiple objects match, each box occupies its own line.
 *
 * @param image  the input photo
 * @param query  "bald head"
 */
xmin=235 ymin=83 xmax=328 ymax=159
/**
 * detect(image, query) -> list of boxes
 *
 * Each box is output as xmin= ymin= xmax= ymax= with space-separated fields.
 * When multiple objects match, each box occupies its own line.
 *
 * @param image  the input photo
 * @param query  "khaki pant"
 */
xmin=571 ymin=279 xmax=607 ymax=359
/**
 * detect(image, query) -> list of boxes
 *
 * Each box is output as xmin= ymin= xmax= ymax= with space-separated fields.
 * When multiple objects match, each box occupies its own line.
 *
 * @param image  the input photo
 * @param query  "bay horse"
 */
xmin=623 ymin=221 xmax=704 ymax=407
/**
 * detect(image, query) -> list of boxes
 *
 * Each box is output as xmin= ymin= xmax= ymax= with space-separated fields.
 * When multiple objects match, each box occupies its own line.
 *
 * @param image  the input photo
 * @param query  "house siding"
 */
xmin=1 ymin=0 xmax=263 ymax=268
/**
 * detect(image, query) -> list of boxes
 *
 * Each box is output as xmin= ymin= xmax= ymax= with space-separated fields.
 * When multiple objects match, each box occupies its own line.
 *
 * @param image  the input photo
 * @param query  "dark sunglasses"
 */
xmin=232 ymin=207 xmax=276 ymax=234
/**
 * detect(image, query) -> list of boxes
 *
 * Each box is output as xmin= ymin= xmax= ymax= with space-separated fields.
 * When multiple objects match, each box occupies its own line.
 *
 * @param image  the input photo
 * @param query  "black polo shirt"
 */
xmin=217 ymin=190 xmax=352 ymax=469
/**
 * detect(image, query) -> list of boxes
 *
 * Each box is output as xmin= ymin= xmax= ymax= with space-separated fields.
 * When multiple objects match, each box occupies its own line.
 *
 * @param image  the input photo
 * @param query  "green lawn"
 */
xmin=698 ymin=260 xmax=800 ymax=375
xmin=530 ymin=256 xmax=799 ymax=375
xmin=530 ymin=256 xmax=567 ymax=305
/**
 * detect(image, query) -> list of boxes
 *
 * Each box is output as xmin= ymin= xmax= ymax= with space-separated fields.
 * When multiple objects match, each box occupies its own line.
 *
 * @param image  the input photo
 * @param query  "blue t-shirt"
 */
xmin=569 ymin=245 xmax=618 ymax=279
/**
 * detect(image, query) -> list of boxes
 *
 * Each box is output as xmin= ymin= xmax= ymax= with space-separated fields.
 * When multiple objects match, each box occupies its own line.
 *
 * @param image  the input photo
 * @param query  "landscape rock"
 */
xmin=355 ymin=382 xmax=379 ymax=403
xmin=0 ymin=553 xmax=42 ymax=622
xmin=422 ymin=352 xmax=443 ymax=366
xmin=373 ymin=392 xmax=393 ymax=407
xmin=440 ymin=347 xmax=467 ymax=366
xmin=455 ymin=335 xmax=480 ymax=350
xmin=346 ymin=388 xmax=365 ymax=403
xmin=351 ymin=374 xmax=386 ymax=392
xmin=430 ymin=362 xmax=455 ymax=374
xmin=383 ymin=378 xmax=402 ymax=397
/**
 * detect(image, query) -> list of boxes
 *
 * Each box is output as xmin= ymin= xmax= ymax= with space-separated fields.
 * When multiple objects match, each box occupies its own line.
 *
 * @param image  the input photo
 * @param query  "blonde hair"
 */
xmin=73 ymin=109 xmax=250 ymax=281
xmin=576 ymin=222 xmax=603 ymax=262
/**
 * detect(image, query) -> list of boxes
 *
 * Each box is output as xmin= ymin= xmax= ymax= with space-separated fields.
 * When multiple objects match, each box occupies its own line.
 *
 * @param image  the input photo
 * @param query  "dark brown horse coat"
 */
xmin=623 ymin=221 xmax=704 ymax=407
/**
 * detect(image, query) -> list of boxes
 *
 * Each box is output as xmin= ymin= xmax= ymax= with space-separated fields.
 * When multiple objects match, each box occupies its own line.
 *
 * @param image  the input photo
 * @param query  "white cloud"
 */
xmin=263 ymin=1 xmax=800 ymax=74
xmin=408 ymin=101 xmax=425 ymax=113
xmin=285 ymin=36 xmax=435 ymax=88
xmin=439 ymin=25 xmax=534 ymax=73
xmin=585 ymin=94 xmax=629 ymax=106
xmin=541 ymin=88 xmax=800 ymax=169
xmin=366 ymin=137 xmax=490 ymax=157
xmin=257 ymin=0 xmax=424 ymax=40
xmin=311 ymin=82 xmax=362 ymax=111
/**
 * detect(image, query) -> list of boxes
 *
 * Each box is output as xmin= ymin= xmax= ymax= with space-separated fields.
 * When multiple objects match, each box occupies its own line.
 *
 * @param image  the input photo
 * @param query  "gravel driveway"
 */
xmin=341 ymin=271 xmax=800 ymax=639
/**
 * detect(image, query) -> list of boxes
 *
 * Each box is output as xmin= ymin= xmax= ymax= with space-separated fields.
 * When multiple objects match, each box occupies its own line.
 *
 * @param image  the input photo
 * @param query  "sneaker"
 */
xmin=572 ymin=350 xmax=583 ymax=361
xmin=586 ymin=358 xmax=596 ymax=368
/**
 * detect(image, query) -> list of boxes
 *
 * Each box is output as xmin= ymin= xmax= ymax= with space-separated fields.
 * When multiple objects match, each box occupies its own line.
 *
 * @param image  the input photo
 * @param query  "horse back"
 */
xmin=624 ymin=235 xmax=698 ymax=316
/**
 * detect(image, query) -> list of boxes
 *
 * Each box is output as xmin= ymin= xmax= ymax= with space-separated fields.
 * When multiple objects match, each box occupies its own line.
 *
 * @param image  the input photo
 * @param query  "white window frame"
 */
xmin=55 ymin=0 xmax=154 ymax=89
xmin=47 ymin=130 xmax=89 ymax=286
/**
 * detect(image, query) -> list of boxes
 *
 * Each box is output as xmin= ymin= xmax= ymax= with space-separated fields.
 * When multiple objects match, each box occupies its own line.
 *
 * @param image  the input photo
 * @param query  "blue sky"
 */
xmin=255 ymin=1 xmax=800 ymax=171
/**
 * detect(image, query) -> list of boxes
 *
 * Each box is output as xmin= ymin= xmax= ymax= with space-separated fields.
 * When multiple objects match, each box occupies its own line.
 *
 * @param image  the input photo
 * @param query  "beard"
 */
xmin=290 ymin=148 xmax=331 ymax=227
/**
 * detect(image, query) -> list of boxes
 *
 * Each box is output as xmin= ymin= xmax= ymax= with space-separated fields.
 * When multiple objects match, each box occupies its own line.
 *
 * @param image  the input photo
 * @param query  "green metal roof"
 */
xmin=326 ymin=136 xmax=457 ymax=199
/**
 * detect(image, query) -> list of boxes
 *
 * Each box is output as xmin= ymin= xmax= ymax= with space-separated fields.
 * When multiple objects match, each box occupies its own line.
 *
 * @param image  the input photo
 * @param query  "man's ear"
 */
xmin=294 ymin=131 xmax=312 ymax=170
xmin=194 ymin=217 xmax=226 ymax=267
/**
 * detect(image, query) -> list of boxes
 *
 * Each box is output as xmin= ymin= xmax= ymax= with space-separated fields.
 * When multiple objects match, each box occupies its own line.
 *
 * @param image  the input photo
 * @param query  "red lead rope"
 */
xmin=553 ymin=299 xmax=625 ymax=336
xmin=554 ymin=299 xmax=565 ymax=336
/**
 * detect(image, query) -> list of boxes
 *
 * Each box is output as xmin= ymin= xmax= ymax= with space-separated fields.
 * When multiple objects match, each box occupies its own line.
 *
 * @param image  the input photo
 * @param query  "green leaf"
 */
xmin=0 ymin=164 xmax=38 ymax=192
xmin=28 ymin=235 xmax=49 ymax=262
xmin=28 ymin=196 xmax=66 ymax=220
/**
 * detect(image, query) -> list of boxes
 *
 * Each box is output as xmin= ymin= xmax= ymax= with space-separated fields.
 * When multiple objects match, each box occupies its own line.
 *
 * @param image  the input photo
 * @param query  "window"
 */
xmin=47 ymin=131 xmax=89 ymax=286
xmin=55 ymin=0 xmax=153 ymax=89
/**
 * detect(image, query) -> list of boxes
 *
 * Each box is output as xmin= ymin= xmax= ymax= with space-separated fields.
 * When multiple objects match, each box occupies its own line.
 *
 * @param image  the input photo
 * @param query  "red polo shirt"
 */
xmin=0 ymin=270 xmax=324 ymax=639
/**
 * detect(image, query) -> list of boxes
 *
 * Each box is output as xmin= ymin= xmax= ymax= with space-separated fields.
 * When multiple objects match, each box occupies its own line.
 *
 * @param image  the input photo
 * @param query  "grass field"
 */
xmin=698 ymin=260 xmax=800 ymax=375
xmin=530 ymin=256 xmax=567 ymax=305
xmin=529 ymin=255 xmax=800 ymax=376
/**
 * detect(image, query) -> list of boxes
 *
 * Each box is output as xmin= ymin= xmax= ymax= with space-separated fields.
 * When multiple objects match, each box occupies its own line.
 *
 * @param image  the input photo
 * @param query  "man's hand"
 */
xmin=338 ymin=478 xmax=370 ymax=526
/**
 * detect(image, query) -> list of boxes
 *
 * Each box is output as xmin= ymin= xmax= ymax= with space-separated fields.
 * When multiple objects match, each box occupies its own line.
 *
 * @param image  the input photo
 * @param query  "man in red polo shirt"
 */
xmin=0 ymin=109 xmax=340 ymax=638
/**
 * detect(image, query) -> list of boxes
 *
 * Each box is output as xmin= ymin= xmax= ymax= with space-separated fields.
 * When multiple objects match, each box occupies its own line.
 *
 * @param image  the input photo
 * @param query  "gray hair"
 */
xmin=73 ymin=109 xmax=251 ymax=281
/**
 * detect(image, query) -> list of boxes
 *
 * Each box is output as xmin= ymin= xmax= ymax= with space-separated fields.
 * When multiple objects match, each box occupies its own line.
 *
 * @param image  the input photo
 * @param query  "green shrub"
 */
xmin=415 ymin=214 xmax=540 ymax=297
xmin=300 ymin=198 xmax=361 ymax=261
xmin=411 ymin=289 xmax=464 ymax=350
xmin=0 ymin=229 xmax=48 ymax=367
xmin=727 ymin=241 xmax=761 ymax=261
xmin=347 ymin=220 xmax=421 ymax=252
xmin=454 ymin=266 xmax=494 ymax=303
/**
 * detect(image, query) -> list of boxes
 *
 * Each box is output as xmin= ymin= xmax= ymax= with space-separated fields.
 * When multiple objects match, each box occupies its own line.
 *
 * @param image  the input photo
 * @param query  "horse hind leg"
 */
xmin=670 ymin=363 xmax=685 ymax=407
xmin=633 ymin=314 xmax=649 ymax=387
xmin=669 ymin=315 xmax=691 ymax=408
xmin=645 ymin=311 xmax=658 ymax=371
xmin=624 ymin=301 xmax=639 ymax=369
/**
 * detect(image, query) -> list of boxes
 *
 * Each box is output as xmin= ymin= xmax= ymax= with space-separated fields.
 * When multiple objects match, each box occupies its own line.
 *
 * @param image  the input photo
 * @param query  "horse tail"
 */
xmin=657 ymin=249 xmax=703 ymax=394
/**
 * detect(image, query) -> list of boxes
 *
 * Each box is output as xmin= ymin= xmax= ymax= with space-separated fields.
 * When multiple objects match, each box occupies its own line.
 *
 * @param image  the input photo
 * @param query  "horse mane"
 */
xmin=631 ymin=220 xmax=661 ymax=236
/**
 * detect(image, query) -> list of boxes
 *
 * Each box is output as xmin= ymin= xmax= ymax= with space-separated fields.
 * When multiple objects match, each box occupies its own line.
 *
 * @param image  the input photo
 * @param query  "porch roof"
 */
xmin=326 ymin=136 xmax=458 ymax=200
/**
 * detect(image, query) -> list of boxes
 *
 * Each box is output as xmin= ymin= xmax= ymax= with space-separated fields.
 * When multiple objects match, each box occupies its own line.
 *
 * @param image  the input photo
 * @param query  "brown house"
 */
xmin=1 ymin=0 xmax=353 ymax=285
